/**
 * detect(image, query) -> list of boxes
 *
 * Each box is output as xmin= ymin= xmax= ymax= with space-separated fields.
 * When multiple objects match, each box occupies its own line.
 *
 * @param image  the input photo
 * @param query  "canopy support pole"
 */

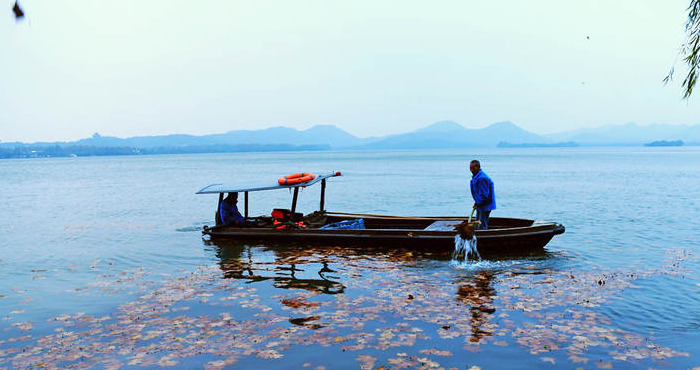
xmin=244 ymin=191 xmax=249 ymax=218
xmin=320 ymin=179 xmax=326 ymax=212
xmin=291 ymin=187 xmax=300 ymax=214
xmin=216 ymin=193 xmax=224 ymax=225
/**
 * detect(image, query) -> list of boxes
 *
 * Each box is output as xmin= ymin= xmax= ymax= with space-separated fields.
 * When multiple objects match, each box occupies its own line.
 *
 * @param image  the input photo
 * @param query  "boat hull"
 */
xmin=203 ymin=215 xmax=565 ymax=257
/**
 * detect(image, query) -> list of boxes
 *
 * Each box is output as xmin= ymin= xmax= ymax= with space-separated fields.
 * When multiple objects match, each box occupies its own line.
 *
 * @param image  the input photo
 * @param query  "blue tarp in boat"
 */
xmin=320 ymin=219 xmax=365 ymax=230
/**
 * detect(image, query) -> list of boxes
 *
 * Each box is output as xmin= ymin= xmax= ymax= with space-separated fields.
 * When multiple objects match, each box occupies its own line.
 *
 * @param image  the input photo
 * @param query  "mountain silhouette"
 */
xmin=361 ymin=121 xmax=548 ymax=149
xmin=4 ymin=121 xmax=699 ymax=157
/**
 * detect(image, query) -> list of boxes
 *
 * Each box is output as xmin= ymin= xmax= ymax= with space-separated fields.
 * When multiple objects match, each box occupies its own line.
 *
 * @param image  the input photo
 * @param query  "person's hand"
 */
xmin=472 ymin=204 xmax=477 ymax=210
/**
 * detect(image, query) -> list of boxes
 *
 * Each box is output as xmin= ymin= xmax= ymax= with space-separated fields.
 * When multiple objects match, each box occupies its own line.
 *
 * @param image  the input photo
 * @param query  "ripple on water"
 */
xmin=602 ymin=274 xmax=700 ymax=332
xmin=450 ymin=259 xmax=521 ymax=271
xmin=176 ymin=226 xmax=205 ymax=232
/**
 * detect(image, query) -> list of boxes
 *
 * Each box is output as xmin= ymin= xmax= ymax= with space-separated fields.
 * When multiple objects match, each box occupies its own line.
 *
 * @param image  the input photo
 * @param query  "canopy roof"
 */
xmin=196 ymin=172 xmax=341 ymax=194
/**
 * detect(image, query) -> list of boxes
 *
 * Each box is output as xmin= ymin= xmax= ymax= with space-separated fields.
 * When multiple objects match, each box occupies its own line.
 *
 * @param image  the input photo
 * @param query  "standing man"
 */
xmin=469 ymin=160 xmax=496 ymax=230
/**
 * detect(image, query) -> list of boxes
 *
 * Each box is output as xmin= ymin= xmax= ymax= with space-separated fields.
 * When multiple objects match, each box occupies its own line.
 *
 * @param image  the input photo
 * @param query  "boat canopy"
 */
xmin=196 ymin=171 xmax=341 ymax=194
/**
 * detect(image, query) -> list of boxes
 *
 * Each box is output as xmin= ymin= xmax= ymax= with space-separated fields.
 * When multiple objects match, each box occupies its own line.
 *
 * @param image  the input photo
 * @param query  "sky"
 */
xmin=1 ymin=0 xmax=699 ymax=143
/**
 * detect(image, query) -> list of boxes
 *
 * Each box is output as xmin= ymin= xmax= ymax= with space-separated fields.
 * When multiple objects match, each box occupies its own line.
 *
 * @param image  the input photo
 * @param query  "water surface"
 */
xmin=1 ymin=148 xmax=699 ymax=368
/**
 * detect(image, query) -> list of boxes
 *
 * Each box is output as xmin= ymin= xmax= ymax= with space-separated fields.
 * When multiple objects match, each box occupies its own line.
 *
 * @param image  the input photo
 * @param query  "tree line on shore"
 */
xmin=0 ymin=143 xmax=329 ymax=159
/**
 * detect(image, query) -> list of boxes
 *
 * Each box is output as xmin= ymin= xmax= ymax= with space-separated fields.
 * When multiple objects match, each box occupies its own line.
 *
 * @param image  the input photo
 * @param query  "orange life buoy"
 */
xmin=278 ymin=172 xmax=316 ymax=186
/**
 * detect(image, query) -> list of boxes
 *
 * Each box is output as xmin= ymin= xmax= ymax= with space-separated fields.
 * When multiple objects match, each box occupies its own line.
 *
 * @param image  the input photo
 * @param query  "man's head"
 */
xmin=226 ymin=192 xmax=238 ymax=203
xmin=469 ymin=160 xmax=481 ymax=175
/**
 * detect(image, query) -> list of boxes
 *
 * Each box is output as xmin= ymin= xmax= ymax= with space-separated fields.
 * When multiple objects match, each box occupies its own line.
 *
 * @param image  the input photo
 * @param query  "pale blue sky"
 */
xmin=1 ymin=0 xmax=698 ymax=142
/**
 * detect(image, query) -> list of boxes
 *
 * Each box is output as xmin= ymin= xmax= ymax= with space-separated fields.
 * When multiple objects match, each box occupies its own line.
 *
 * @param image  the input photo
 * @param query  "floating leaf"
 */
xmin=419 ymin=348 xmax=452 ymax=356
xmin=540 ymin=357 xmax=556 ymax=365
xmin=256 ymin=349 xmax=283 ymax=359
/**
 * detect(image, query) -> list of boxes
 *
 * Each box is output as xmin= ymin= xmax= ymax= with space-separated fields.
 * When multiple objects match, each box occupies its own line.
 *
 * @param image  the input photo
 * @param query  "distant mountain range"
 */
xmin=362 ymin=121 xmax=548 ymax=149
xmin=2 ymin=125 xmax=367 ymax=149
xmin=545 ymin=122 xmax=700 ymax=146
xmin=2 ymin=121 xmax=699 ymax=158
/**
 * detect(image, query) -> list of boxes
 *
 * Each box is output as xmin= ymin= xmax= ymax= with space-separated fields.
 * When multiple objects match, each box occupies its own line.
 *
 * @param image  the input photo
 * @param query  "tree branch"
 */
xmin=667 ymin=0 xmax=700 ymax=98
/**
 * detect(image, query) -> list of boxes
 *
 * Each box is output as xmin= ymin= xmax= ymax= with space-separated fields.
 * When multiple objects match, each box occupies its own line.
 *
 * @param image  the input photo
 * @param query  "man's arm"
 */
xmin=232 ymin=204 xmax=245 ymax=223
xmin=219 ymin=202 xmax=227 ymax=224
xmin=472 ymin=178 xmax=490 ymax=207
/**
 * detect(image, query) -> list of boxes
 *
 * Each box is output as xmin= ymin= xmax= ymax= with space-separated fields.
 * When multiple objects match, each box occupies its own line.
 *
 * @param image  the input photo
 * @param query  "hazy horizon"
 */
xmin=2 ymin=0 xmax=699 ymax=142
xmin=3 ymin=119 xmax=700 ymax=145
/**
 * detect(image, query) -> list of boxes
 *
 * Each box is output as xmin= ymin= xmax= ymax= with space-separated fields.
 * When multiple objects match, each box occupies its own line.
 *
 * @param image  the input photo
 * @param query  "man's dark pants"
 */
xmin=476 ymin=210 xmax=491 ymax=230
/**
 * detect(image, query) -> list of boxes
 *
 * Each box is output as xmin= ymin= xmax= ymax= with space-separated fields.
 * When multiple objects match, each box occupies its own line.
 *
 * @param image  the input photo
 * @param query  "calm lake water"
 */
xmin=1 ymin=148 xmax=699 ymax=369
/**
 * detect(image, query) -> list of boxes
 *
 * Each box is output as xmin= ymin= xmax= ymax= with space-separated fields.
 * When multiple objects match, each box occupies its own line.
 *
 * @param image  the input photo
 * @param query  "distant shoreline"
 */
xmin=4 ymin=120 xmax=700 ymax=156
xmin=643 ymin=140 xmax=684 ymax=147
xmin=0 ymin=144 xmax=330 ymax=159
xmin=2 ymin=142 xmax=698 ymax=159
xmin=497 ymin=141 xmax=579 ymax=148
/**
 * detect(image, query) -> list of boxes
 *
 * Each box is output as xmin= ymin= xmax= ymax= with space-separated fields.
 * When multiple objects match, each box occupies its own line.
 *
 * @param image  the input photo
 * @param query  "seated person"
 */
xmin=219 ymin=192 xmax=245 ymax=225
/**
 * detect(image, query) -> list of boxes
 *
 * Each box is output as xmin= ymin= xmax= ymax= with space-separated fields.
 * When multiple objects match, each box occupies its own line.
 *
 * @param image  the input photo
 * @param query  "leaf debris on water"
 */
xmin=0 ymin=246 xmax=693 ymax=368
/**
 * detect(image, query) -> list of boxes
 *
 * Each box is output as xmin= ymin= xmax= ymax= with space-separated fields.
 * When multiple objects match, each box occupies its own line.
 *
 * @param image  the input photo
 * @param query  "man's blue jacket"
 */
xmin=470 ymin=170 xmax=496 ymax=211
xmin=219 ymin=201 xmax=245 ymax=225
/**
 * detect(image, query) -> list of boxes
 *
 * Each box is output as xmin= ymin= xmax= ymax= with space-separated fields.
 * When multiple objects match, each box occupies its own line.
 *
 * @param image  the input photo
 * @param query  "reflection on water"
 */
xmin=217 ymin=245 xmax=345 ymax=294
xmin=207 ymin=239 xmax=515 ymax=345
xmin=209 ymin=240 xmax=456 ymax=296
xmin=455 ymin=270 xmax=496 ymax=343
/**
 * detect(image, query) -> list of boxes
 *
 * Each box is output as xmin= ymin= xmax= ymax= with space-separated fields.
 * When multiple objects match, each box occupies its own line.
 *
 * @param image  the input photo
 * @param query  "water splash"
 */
xmin=452 ymin=234 xmax=480 ymax=262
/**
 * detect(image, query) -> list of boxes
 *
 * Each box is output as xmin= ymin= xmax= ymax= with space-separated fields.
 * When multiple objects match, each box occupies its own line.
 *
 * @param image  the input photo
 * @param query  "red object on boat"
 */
xmin=278 ymin=173 xmax=316 ymax=186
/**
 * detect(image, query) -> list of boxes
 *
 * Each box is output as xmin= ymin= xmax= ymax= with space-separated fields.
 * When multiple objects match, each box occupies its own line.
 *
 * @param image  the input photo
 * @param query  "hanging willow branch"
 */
xmin=666 ymin=0 xmax=700 ymax=99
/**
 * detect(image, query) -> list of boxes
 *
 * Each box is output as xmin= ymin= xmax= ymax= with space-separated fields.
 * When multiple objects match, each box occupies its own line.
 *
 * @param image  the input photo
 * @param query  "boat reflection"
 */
xmin=208 ymin=239 xmax=454 ymax=262
xmin=210 ymin=240 xmax=346 ymax=294
xmin=206 ymin=239 xmax=461 ymax=296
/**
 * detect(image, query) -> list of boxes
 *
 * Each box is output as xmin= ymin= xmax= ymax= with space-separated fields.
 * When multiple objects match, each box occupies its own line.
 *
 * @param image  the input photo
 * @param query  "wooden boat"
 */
xmin=198 ymin=172 xmax=565 ymax=256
